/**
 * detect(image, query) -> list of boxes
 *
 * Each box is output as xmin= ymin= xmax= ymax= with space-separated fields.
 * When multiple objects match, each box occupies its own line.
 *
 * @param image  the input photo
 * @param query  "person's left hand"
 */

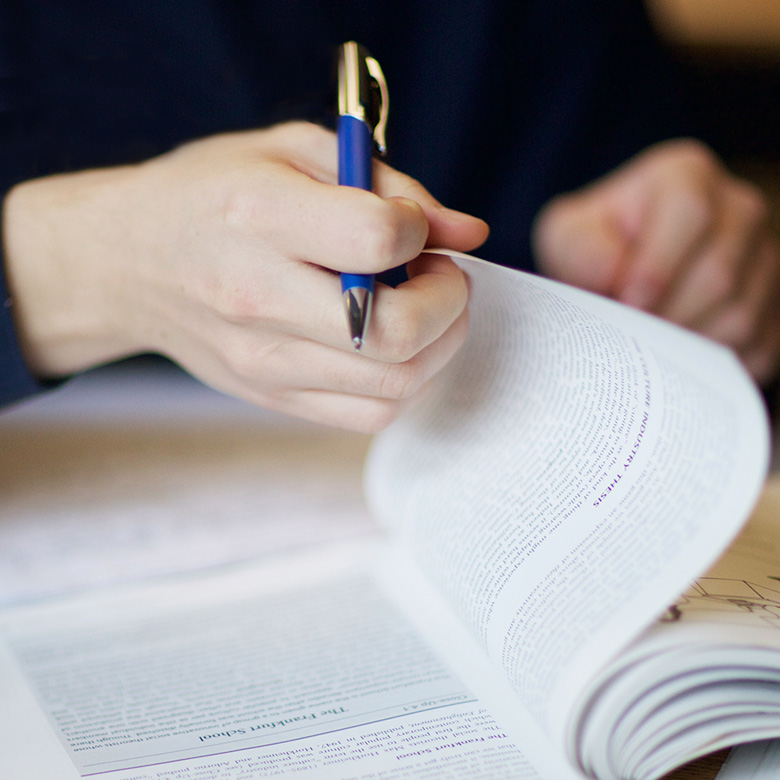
xmin=532 ymin=139 xmax=780 ymax=384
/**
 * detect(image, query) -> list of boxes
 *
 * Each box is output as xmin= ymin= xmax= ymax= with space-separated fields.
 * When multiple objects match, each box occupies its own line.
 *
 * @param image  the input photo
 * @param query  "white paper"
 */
xmin=0 ymin=544 xmax=545 ymax=780
xmin=366 ymin=252 xmax=769 ymax=761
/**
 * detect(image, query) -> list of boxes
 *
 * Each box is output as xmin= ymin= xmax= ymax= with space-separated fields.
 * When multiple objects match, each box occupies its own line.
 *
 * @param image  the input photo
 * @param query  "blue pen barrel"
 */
xmin=341 ymin=272 xmax=374 ymax=294
xmin=338 ymin=114 xmax=375 ymax=294
xmin=338 ymin=114 xmax=373 ymax=190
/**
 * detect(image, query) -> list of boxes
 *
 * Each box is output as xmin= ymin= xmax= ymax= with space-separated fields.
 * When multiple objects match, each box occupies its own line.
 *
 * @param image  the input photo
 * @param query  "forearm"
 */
xmin=2 ymin=167 xmax=145 ymax=380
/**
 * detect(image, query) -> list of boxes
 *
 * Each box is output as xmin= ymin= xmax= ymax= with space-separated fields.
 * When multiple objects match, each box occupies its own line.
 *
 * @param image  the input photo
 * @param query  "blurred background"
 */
xmin=648 ymin=0 xmax=780 ymax=228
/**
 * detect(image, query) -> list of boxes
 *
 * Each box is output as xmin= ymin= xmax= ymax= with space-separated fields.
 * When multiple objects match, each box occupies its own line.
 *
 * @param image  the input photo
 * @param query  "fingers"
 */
xmin=532 ymin=138 xmax=780 ymax=385
xmin=167 ymin=250 xmax=470 ymax=432
xmin=658 ymin=183 xmax=770 ymax=329
xmin=227 ymin=123 xmax=488 ymax=275
xmin=373 ymin=161 xmax=490 ymax=252
xmin=191 ymin=299 xmax=469 ymax=433
xmin=246 ymin=253 xmax=469 ymax=369
xmin=269 ymin=175 xmax=433 ymax=274
xmin=622 ymin=175 xmax=765 ymax=322
xmin=699 ymin=235 xmax=780 ymax=384
xmin=95 ymin=122 xmax=479 ymax=429
xmin=532 ymin=190 xmax=627 ymax=296
xmin=280 ymin=161 xmax=488 ymax=275
xmin=208 ymin=126 xmax=475 ymax=363
xmin=616 ymin=193 xmax=710 ymax=311
xmin=277 ymin=309 xmax=467 ymax=433
xmin=193 ymin=239 xmax=469 ymax=353
xmin=364 ymin=252 xmax=469 ymax=360
xmin=624 ymin=166 xmax=780 ymax=382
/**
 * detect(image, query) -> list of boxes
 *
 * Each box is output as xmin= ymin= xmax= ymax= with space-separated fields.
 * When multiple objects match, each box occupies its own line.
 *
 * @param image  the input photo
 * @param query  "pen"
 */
xmin=337 ymin=41 xmax=389 ymax=350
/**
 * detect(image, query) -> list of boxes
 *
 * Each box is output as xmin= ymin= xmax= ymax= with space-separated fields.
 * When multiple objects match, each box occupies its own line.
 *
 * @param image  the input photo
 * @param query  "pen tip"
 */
xmin=344 ymin=287 xmax=372 ymax=352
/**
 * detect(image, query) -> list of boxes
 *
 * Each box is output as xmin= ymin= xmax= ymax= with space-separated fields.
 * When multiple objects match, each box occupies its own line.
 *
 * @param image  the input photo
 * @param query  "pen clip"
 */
xmin=365 ymin=55 xmax=388 ymax=154
xmin=338 ymin=41 xmax=389 ymax=155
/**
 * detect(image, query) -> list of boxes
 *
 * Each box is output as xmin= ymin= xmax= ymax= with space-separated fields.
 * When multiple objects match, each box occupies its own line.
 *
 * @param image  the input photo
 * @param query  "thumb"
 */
xmin=532 ymin=192 xmax=629 ymax=297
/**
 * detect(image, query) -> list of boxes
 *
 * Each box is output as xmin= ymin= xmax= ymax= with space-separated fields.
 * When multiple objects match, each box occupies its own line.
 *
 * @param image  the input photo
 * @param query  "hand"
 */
xmin=3 ymin=122 xmax=489 ymax=431
xmin=532 ymin=139 xmax=780 ymax=384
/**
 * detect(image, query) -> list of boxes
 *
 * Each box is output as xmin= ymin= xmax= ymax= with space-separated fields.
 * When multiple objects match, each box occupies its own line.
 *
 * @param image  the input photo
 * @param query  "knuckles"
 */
xmin=218 ymin=177 xmax=277 ymax=237
xmin=199 ymin=272 xmax=276 ymax=326
xmin=268 ymin=121 xmax=336 ymax=158
xmin=374 ymin=358 xmax=426 ymax=402
xmin=375 ymin=315 xmax=429 ymax=364
xmin=662 ymin=138 xmax=719 ymax=173
xmin=732 ymin=180 xmax=769 ymax=232
xmin=665 ymin=181 xmax=715 ymax=242
xmin=219 ymin=330 xmax=274 ymax=385
xmin=345 ymin=199 xmax=425 ymax=272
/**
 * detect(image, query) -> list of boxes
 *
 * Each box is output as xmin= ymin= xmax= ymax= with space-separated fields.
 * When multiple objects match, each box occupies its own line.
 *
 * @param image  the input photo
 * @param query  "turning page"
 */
xmin=572 ymin=481 xmax=780 ymax=778
xmin=365 ymin=251 xmax=769 ymax=758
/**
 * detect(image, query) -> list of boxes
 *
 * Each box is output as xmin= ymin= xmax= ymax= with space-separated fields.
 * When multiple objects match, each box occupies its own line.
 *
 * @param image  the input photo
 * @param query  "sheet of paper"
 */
xmin=572 ymin=480 xmax=780 ymax=777
xmin=0 ymin=543 xmax=559 ymax=780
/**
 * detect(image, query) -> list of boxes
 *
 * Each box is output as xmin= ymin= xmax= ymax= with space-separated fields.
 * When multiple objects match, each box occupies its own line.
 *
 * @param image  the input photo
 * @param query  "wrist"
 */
xmin=2 ymin=167 xmax=141 ymax=378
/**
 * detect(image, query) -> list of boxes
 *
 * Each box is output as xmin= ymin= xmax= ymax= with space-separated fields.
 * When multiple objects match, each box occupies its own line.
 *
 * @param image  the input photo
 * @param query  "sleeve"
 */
xmin=0 ymin=3 xmax=58 ymax=409
xmin=0 ymin=255 xmax=52 ymax=407
xmin=383 ymin=0 xmax=698 ymax=271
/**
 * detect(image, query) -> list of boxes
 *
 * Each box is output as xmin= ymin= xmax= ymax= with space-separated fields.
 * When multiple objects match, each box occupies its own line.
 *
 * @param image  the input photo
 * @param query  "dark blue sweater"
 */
xmin=0 ymin=0 xmax=690 ymax=407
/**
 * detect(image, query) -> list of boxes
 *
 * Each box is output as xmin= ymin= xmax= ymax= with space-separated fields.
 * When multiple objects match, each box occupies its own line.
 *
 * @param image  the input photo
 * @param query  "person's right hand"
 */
xmin=3 ymin=122 xmax=488 ymax=431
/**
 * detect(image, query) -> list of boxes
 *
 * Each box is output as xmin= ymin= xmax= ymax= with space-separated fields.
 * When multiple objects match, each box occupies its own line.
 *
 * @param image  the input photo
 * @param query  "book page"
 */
xmin=650 ymin=477 xmax=780 ymax=634
xmin=365 ymin=252 xmax=769 ymax=752
xmin=567 ymin=477 xmax=780 ymax=776
xmin=0 ymin=543 xmax=557 ymax=780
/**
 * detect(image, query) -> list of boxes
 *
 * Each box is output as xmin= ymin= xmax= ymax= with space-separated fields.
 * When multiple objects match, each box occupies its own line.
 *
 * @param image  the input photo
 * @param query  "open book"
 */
xmin=0 ymin=251 xmax=775 ymax=780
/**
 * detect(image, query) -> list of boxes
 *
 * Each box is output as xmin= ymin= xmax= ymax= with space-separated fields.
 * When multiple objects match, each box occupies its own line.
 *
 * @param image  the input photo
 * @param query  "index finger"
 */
xmin=263 ymin=166 xmax=432 ymax=274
